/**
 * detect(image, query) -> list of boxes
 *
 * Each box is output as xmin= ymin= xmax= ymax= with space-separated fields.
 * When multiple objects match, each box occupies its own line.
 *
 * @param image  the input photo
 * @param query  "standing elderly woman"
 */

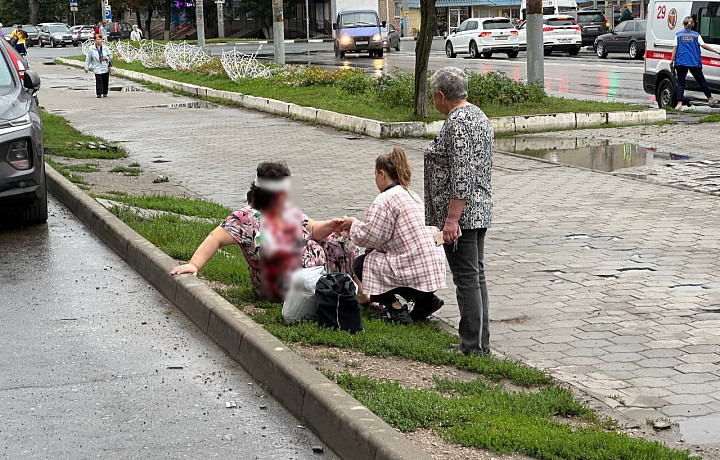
xmin=425 ymin=66 xmax=494 ymax=355
xmin=172 ymin=162 xmax=355 ymax=302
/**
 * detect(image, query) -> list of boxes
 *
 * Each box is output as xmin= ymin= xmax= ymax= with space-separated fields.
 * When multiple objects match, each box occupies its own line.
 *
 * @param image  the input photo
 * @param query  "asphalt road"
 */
xmin=25 ymin=39 xmax=651 ymax=106
xmin=0 ymin=197 xmax=336 ymax=459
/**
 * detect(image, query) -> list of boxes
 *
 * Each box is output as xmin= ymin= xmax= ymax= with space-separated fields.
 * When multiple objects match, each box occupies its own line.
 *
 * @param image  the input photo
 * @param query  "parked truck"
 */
xmin=331 ymin=0 xmax=386 ymax=58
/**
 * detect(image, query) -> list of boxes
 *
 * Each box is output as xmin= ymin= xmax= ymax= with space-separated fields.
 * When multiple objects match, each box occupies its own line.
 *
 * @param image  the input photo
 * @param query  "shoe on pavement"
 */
xmin=96 ymin=95 xmax=102 ymax=98
xmin=374 ymin=304 xmax=413 ymax=325
xmin=410 ymin=294 xmax=444 ymax=322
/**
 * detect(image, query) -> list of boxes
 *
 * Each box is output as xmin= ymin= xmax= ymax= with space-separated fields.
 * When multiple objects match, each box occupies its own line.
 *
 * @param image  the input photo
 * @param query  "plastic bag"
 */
xmin=282 ymin=266 xmax=326 ymax=324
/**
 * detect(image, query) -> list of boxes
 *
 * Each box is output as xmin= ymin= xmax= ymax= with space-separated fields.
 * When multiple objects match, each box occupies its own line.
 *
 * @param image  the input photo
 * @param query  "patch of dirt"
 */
xmin=405 ymin=429 xmax=533 ymax=460
xmin=294 ymin=344 xmax=480 ymax=390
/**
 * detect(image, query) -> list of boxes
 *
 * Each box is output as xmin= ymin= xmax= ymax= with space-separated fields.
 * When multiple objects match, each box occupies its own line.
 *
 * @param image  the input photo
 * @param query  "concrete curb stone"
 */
xmin=57 ymin=57 xmax=666 ymax=138
xmin=45 ymin=164 xmax=432 ymax=460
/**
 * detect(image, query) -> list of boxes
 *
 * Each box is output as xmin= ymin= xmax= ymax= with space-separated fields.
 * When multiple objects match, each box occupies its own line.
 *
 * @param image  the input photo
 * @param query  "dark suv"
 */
xmin=0 ymin=43 xmax=45 ymax=225
xmin=106 ymin=22 xmax=132 ymax=40
xmin=573 ymin=10 xmax=609 ymax=46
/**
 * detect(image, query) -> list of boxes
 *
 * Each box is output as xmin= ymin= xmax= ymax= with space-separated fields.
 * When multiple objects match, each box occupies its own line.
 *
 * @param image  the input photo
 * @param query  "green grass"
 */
xmin=129 ymin=162 xmax=141 ymax=168
xmin=65 ymin=56 xmax=642 ymax=122
xmin=109 ymin=166 xmax=143 ymax=176
xmin=699 ymin=113 xmax=720 ymax=123
xmin=45 ymin=158 xmax=88 ymax=185
xmin=335 ymin=374 xmax=691 ymax=460
xmin=96 ymin=192 xmax=230 ymax=219
xmin=64 ymin=163 xmax=100 ymax=173
xmin=41 ymin=111 xmax=127 ymax=160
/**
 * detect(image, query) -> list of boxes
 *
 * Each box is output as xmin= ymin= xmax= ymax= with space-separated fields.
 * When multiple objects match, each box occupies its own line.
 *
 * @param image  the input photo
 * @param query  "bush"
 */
xmin=339 ymin=72 xmax=374 ymax=95
xmin=467 ymin=71 xmax=546 ymax=106
xmin=375 ymin=71 xmax=416 ymax=108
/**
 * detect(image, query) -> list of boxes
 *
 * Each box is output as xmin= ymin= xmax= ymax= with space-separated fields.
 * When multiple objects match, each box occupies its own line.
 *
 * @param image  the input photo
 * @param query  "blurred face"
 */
xmin=94 ymin=35 xmax=102 ymax=46
xmin=374 ymin=169 xmax=391 ymax=192
xmin=432 ymin=90 xmax=450 ymax=115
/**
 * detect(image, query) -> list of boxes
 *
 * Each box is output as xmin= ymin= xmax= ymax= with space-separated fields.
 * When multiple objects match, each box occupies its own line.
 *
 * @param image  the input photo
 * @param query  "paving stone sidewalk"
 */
xmin=40 ymin=64 xmax=720 ymax=448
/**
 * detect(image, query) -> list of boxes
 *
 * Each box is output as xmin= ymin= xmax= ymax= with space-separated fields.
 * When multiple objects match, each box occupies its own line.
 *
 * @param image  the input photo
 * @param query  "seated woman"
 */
xmin=341 ymin=147 xmax=446 ymax=324
xmin=171 ymin=162 xmax=355 ymax=301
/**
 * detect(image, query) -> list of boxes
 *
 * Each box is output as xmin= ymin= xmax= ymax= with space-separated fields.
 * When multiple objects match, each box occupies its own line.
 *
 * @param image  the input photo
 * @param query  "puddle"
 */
xmin=140 ymin=101 xmax=219 ymax=109
xmin=670 ymin=284 xmax=707 ymax=291
xmin=680 ymin=416 xmax=720 ymax=445
xmin=496 ymin=137 xmax=690 ymax=172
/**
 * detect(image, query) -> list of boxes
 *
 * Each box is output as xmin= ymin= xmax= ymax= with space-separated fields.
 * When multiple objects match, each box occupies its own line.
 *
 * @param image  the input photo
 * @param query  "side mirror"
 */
xmin=24 ymin=69 xmax=41 ymax=92
xmin=332 ymin=23 xmax=337 ymax=30
xmin=382 ymin=20 xmax=386 ymax=27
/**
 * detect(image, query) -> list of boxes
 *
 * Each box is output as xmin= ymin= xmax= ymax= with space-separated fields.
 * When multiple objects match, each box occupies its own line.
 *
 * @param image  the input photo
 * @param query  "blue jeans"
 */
xmin=676 ymin=65 xmax=712 ymax=102
xmin=444 ymin=229 xmax=489 ymax=353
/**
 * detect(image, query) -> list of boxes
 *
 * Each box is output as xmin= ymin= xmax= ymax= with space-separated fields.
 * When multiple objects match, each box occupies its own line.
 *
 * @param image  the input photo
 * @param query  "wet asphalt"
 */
xmin=0 ymin=197 xmax=335 ymax=459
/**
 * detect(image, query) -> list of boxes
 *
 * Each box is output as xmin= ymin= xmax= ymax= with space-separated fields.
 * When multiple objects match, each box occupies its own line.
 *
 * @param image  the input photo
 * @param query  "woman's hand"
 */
xmin=341 ymin=217 xmax=356 ymax=232
xmin=171 ymin=263 xmax=198 ymax=276
xmin=330 ymin=218 xmax=345 ymax=233
xmin=443 ymin=218 xmax=460 ymax=244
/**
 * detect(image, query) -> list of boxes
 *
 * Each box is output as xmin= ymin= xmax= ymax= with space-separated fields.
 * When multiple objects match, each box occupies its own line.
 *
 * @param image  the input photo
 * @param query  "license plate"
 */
xmin=587 ymin=26 xmax=599 ymax=31
xmin=495 ymin=36 xmax=508 ymax=40
xmin=559 ymin=39 xmax=571 ymax=43
xmin=355 ymin=41 xmax=368 ymax=45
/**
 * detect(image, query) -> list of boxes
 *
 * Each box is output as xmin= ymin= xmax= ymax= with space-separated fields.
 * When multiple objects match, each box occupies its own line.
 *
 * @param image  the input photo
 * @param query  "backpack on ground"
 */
xmin=282 ymin=266 xmax=325 ymax=325
xmin=315 ymin=273 xmax=363 ymax=334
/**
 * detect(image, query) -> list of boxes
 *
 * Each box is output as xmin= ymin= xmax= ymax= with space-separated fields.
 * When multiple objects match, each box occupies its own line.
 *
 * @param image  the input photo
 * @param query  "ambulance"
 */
xmin=643 ymin=0 xmax=720 ymax=108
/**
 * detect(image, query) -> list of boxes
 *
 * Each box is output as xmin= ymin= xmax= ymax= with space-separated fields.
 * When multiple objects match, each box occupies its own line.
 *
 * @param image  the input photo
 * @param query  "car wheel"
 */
xmin=507 ymin=51 xmax=519 ymax=58
xmin=50 ymin=38 xmax=56 ymax=48
xmin=376 ymin=48 xmax=383 ymax=58
xmin=445 ymin=42 xmax=456 ymax=58
xmin=568 ymin=47 xmax=579 ymax=56
xmin=469 ymin=42 xmax=479 ymax=59
xmin=40 ymin=41 xmax=45 ymax=47
xmin=480 ymin=52 xmax=493 ymax=59
xmin=18 ymin=175 xmax=48 ymax=225
xmin=629 ymin=41 xmax=642 ymax=59
xmin=73 ymin=43 xmax=79 ymax=47
xmin=596 ymin=41 xmax=607 ymax=58
xmin=656 ymin=77 xmax=677 ymax=109
xmin=544 ymin=48 xmax=552 ymax=56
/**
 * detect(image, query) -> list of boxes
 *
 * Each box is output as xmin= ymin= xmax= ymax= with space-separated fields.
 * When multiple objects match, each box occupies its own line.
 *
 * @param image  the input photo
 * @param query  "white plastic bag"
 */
xmin=282 ymin=266 xmax=326 ymax=325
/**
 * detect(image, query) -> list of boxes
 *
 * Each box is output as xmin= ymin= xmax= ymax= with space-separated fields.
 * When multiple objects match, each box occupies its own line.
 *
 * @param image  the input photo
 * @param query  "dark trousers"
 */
xmin=94 ymin=72 xmax=109 ymax=96
xmin=353 ymin=253 xmax=434 ymax=307
xmin=676 ymin=65 xmax=712 ymax=102
xmin=444 ymin=228 xmax=489 ymax=354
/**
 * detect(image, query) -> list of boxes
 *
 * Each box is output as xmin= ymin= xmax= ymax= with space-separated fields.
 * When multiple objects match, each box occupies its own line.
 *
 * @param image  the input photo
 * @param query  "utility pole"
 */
xmin=606 ymin=0 xmax=613 ymax=31
xmin=216 ymin=0 xmax=225 ymax=38
xmin=402 ymin=0 xmax=409 ymax=36
xmin=526 ymin=0 xmax=544 ymax=87
xmin=306 ymin=0 xmax=310 ymax=39
xmin=273 ymin=0 xmax=285 ymax=64
xmin=196 ymin=0 xmax=206 ymax=48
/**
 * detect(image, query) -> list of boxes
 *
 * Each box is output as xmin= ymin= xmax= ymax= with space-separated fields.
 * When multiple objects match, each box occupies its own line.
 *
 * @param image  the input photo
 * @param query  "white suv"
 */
xmin=445 ymin=17 xmax=520 ymax=59
xmin=518 ymin=15 xmax=582 ymax=55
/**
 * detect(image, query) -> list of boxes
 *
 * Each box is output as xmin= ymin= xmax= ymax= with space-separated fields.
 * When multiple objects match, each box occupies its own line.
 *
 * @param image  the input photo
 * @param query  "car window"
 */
xmin=339 ymin=12 xmax=379 ymax=28
xmin=466 ymin=20 xmax=478 ymax=30
xmin=624 ymin=21 xmax=635 ymax=31
xmin=482 ymin=19 xmax=513 ymax=29
xmin=614 ymin=21 xmax=627 ymax=32
xmin=636 ymin=20 xmax=646 ymax=31
xmin=577 ymin=12 xmax=605 ymax=23
xmin=546 ymin=18 xmax=576 ymax=26
xmin=457 ymin=20 xmax=469 ymax=32
xmin=23 ymin=25 xmax=38 ymax=33
xmin=698 ymin=3 xmax=720 ymax=44
xmin=0 ymin=52 xmax=15 ymax=90
xmin=543 ymin=6 xmax=555 ymax=15
xmin=49 ymin=25 xmax=69 ymax=33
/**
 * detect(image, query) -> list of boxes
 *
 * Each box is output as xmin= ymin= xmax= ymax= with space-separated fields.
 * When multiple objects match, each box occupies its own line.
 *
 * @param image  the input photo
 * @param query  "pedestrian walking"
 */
xmin=10 ymin=25 xmax=27 ymax=57
xmin=672 ymin=16 xmax=720 ymax=110
xmin=399 ymin=19 xmax=404 ymax=37
xmin=620 ymin=3 xmax=633 ymax=22
xmin=425 ymin=66 xmax=494 ymax=356
xmin=130 ymin=24 xmax=143 ymax=42
xmin=85 ymin=34 xmax=112 ymax=98
xmin=99 ymin=22 xmax=107 ymax=40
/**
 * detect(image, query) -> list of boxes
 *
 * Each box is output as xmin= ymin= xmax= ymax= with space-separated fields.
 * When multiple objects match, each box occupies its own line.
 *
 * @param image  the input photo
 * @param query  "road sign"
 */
xmin=104 ymin=4 xmax=112 ymax=21
xmin=70 ymin=6 xmax=78 ymax=11
xmin=69 ymin=0 xmax=77 ymax=4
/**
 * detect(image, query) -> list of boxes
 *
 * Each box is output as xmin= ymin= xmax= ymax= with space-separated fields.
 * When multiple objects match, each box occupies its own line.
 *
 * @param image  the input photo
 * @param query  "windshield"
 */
xmin=49 ymin=25 xmax=69 ymax=33
xmin=340 ymin=12 xmax=379 ymax=28
xmin=23 ymin=25 xmax=38 ymax=32
xmin=482 ymin=19 xmax=513 ymax=29
xmin=0 ymin=54 xmax=15 ymax=92
xmin=577 ymin=12 xmax=605 ymax=23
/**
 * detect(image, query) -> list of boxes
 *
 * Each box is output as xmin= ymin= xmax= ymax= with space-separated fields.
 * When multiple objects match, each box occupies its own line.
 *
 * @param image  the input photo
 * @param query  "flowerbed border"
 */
xmin=56 ymin=57 xmax=666 ymax=138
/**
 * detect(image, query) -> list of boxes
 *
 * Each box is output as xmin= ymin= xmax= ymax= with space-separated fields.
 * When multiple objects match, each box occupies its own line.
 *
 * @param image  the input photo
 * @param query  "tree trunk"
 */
xmin=134 ymin=9 xmax=142 ymax=33
xmin=145 ymin=6 xmax=154 ymax=38
xmin=29 ymin=0 xmax=38 ymax=25
xmin=414 ymin=0 xmax=436 ymax=118
xmin=164 ymin=0 xmax=172 ymax=40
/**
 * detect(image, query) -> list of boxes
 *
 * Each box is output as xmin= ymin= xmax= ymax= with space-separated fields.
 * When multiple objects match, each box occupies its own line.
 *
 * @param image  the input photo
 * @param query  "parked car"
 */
xmin=0 ymin=42 xmax=46 ymax=225
xmin=518 ymin=15 xmax=582 ymax=55
xmin=38 ymin=23 xmax=74 ymax=47
xmin=1 ymin=27 xmax=12 ymax=41
xmin=105 ymin=22 xmax=132 ymax=41
xmin=333 ymin=10 xmax=386 ymax=58
xmin=572 ymin=9 xmax=609 ymax=45
xmin=445 ymin=17 xmax=520 ymax=59
xmin=381 ymin=23 xmax=400 ymax=52
xmin=594 ymin=19 xmax=646 ymax=59
xmin=22 ymin=25 xmax=39 ymax=46
xmin=1 ymin=39 xmax=28 ymax=79
xmin=582 ymin=4 xmax=621 ymax=25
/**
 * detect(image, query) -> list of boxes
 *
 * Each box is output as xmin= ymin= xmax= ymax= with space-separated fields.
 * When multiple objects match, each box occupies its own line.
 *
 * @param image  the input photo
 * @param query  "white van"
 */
xmin=644 ymin=0 xmax=720 ymax=107
xmin=520 ymin=0 xmax=579 ymax=20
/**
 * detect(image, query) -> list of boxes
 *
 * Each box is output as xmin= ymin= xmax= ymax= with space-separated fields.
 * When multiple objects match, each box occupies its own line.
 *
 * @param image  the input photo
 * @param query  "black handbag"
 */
xmin=315 ymin=273 xmax=363 ymax=334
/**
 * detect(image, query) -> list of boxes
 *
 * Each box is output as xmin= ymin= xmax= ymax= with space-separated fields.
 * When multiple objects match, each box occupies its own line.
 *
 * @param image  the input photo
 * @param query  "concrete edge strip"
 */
xmin=55 ymin=58 xmax=666 ymax=138
xmin=45 ymin=165 xmax=432 ymax=460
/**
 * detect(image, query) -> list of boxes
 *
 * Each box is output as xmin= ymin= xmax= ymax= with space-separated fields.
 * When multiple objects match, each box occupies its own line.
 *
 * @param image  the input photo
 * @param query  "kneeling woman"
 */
xmin=342 ymin=148 xmax=446 ymax=324
xmin=172 ymin=162 xmax=355 ymax=301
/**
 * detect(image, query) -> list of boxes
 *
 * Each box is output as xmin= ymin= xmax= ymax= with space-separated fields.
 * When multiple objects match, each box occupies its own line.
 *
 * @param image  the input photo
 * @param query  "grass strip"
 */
xmin=699 ymin=113 xmax=720 ymax=123
xmin=335 ymin=374 xmax=692 ymax=460
xmin=109 ymin=166 xmax=143 ymax=176
xmin=41 ymin=111 xmax=127 ymax=160
xmin=45 ymin=157 xmax=88 ymax=186
xmin=65 ymin=56 xmax=642 ymax=122
xmin=64 ymin=164 xmax=100 ymax=173
xmin=98 ymin=192 xmax=231 ymax=220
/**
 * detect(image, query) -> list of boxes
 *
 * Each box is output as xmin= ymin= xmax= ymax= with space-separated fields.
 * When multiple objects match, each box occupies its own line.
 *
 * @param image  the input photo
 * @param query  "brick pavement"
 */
xmin=40 ymin=64 xmax=720 ymax=446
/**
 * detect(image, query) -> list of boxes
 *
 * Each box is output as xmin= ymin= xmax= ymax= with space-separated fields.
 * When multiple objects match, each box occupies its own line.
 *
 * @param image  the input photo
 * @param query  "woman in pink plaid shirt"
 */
xmin=341 ymin=148 xmax=447 ymax=325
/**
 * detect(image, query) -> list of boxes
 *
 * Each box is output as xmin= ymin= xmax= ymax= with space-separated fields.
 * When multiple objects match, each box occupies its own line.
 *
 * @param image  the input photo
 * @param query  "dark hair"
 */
xmin=375 ymin=147 xmax=411 ymax=189
xmin=247 ymin=162 xmax=291 ymax=210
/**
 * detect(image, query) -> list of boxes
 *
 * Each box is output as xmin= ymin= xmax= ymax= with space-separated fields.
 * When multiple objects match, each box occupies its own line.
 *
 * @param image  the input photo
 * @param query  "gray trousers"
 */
xmin=444 ymin=228 xmax=489 ymax=353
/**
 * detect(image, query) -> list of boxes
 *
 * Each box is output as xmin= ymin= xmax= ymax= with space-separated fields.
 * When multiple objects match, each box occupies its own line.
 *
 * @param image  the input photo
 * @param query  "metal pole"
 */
xmin=606 ymin=0 xmax=613 ymax=31
xmin=402 ymin=0 xmax=409 ymax=36
xmin=526 ymin=0 xmax=544 ymax=87
xmin=273 ymin=0 xmax=285 ymax=64
xmin=196 ymin=0 xmax=206 ymax=47
xmin=305 ymin=0 xmax=310 ymax=39
xmin=216 ymin=0 xmax=225 ymax=38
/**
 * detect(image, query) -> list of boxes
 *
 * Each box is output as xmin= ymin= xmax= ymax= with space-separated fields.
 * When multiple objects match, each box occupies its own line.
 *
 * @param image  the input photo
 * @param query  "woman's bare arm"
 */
xmin=171 ymin=226 xmax=236 ymax=275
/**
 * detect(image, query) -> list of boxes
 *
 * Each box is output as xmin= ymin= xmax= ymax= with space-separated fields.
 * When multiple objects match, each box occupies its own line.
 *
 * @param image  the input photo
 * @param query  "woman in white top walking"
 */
xmin=84 ymin=34 xmax=112 ymax=98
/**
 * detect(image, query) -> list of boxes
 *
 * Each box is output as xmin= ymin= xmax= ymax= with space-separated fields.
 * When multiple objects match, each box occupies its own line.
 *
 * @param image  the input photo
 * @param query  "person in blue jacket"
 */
xmin=672 ymin=16 xmax=720 ymax=110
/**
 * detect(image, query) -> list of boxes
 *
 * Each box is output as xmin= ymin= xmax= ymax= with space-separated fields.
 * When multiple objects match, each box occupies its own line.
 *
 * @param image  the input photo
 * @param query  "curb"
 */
xmin=56 ymin=58 xmax=666 ymax=138
xmin=45 ymin=165 xmax=432 ymax=460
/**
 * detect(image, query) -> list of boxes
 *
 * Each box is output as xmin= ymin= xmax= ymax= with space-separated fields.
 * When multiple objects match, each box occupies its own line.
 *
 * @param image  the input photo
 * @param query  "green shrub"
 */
xmin=467 ymin=71 xmax=546 ymax=106
xmin=339 ymin=72 xmax=374 ymax=95
xmin=375 ymin=71 xmax=416 ymax=107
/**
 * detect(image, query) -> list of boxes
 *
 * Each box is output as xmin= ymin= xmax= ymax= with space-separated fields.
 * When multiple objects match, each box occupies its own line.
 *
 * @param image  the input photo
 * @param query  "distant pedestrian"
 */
xmin=620 ymin=3 xmax=633 ymax=22
xmin=130 ymin=24 xmax=143 ymax=42
xmin=399 ymin=19 xmax=404 ymax=37
xmin=11 ymin=25 xmax=27 ymax=57
xmin=672 ymin=16 xmax=720 ymax=110
xmin=100 ymin=22 xmax=108 ymax=40
xmin=425 ymin=67 xmax=494 ymax=356
xmin=0 ymin=24 xmax=4 ymax=39
xmin=85 ymin=34 xmax=112 ymax=98
xmin=94 ymin=22 xmax=101 ymax=36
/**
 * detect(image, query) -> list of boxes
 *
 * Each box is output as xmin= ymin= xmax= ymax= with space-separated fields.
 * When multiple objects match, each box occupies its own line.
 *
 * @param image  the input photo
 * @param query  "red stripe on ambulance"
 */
xmin=646 ymin=50 xmax=673 ymax=60
xmin=701 ymin=56 xmax=720 ymax=67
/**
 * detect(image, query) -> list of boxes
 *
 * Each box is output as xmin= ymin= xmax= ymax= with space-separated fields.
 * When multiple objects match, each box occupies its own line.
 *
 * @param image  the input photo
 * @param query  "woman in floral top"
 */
xmin=171 ymin=162 xmax=356 ymax=301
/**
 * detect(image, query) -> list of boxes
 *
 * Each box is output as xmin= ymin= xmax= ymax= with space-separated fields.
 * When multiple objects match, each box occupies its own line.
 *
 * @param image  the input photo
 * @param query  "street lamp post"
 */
xmin=216 ymin=0 xmax=225 ymax=39
xmin=306 ymin=0 xmax=310 ymax=40
xmin=526 ymin=0 xmax=544 ymax=87
xmin=196 ymin=0 xmax=206 ymax=48
xmin=273 ymin=0 xmax=285 ymax=64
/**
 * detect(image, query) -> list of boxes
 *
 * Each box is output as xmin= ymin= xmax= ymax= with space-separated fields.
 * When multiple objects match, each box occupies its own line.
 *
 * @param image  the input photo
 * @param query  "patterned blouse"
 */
xmin=424 ymin=104 xmax=494 ymax=230
xmin=221 ymin=205 xmax=356 ymax=301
